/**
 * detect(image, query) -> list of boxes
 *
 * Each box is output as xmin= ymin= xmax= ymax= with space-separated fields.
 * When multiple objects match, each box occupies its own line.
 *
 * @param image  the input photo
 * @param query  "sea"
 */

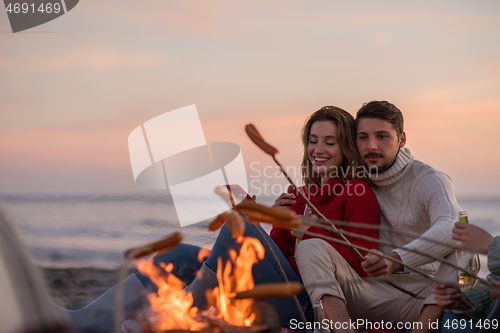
xmin=1 ymin=193 xmax=499 ymax=278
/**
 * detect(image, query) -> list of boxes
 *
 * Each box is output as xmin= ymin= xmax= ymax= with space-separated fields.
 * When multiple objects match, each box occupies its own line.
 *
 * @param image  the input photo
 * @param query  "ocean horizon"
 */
xmin=1 ymin=192 xmax=499 ymax=279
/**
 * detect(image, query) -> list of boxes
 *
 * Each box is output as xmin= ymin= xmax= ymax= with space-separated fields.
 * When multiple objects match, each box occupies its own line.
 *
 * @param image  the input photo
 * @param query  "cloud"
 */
xmin=0 ymin=47 xmax=160 ymax=72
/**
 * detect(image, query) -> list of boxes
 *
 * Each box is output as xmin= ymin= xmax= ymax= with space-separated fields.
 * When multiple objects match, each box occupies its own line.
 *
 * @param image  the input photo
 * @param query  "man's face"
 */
xmin=356 ymin=118 xmax=406 ymax=173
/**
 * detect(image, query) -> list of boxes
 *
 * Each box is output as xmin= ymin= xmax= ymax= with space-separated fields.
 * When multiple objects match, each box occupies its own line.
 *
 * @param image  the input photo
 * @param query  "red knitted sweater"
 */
xmin=269 ymin=177 xmax=380 ymax=278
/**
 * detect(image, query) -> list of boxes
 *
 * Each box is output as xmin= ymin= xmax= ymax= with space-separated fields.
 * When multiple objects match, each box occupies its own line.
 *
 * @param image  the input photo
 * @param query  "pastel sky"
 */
xmin=1 ymin=0 xmax=499 ymax=197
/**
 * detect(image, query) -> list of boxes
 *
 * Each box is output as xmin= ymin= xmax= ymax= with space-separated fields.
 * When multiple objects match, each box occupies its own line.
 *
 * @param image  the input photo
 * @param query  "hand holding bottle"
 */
xmin=453 ymin=222 xmax=493 ymax=254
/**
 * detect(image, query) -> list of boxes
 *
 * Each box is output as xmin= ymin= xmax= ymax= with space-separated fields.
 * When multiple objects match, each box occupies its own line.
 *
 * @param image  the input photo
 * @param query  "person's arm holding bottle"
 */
xmin=433 ymin=223 xmax=500 ymax=319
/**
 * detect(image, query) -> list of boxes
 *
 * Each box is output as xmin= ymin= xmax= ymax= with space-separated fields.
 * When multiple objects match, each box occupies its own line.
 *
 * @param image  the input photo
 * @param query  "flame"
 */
xmin=197 ymin=248 xmax=210 ymax=263
xmin=137 ymin=237 xmax=265 ymax=331
xmin=209 ymin=236 xmax=265 ymax=327
xmin=137 ymin=260 xmax=204 ymax=332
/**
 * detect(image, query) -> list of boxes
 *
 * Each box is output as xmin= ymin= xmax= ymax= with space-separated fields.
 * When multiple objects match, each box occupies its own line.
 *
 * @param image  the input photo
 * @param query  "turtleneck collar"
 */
xmin=369 ymin=147 xmax=413 ymax=187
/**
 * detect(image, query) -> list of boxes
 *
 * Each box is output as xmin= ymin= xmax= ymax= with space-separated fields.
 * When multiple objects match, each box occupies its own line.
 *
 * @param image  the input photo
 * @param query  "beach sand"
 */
xmin=42 ymin=267 xmax=138 ymax=310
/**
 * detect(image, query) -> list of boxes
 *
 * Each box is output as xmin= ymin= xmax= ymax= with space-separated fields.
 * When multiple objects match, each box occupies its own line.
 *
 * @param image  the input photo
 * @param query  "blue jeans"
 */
xmin=136 ymin=221 xmax=313 ymax=328
xmin=440 ymin=311 xmax=478 ymax=333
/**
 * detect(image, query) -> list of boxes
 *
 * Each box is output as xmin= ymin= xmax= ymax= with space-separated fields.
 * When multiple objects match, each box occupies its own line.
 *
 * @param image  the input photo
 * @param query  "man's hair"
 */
xmin=355 ymin=101 xmax=404 ymax=136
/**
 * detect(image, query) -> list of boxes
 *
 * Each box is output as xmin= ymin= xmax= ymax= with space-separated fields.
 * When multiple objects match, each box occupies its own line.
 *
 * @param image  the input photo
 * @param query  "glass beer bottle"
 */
xmin=457 ymin=211 xmax=479 ymax=287
xmin=313 ymin=300 xmax=330 ymax=333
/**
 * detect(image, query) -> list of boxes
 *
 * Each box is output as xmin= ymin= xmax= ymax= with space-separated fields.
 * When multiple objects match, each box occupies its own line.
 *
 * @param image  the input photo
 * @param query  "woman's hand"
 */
xmin=271 ymin=193 xmax=296 ymax=210
xmin=291 ymin=214 xmax=316 ymax=239
xmin=452 ymin=222 xmax=493 ymax=254
xmin=432 ymin=283 xmax=470 ymax=311
xmin=291 ymin=224 xmax=309 ymax=240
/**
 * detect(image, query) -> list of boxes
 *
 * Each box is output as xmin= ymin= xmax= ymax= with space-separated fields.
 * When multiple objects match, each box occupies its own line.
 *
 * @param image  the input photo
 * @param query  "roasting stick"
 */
xmin=299 ymin=218 xmax=491 ymax=288
xmin=245 ymin=124 xmax=362 ymax=258
xmin=299 ymin=229 xmax=475 ymax=308
xmin=249 ymin=223 xmax=312 ymax=333
xmin=298 ymin=217 xmax=500 ymax=262
xmin=246 ymin=124 xmax=421 ymax=300
xmin=306 ymin=276 xmax=500 ymax=295
xmin=231 ymin=202 xmax=485 ymax=305
xmin=115 ymin=233 xmax=184 ymax=333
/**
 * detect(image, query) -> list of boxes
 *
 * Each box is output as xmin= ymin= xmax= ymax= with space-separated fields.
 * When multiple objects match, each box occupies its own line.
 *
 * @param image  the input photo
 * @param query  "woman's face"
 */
xmin=307 ymin=121 xmax=344 ymax=183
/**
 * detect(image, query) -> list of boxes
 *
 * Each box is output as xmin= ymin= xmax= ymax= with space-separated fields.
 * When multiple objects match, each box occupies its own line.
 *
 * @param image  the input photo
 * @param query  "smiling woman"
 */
xmin=307 ymin=121 xmax=344 ymax=184
xmin=300 ymin=106 xmax=365 ymax=190
xmin=272 ymin=106 xmax=379 ymax=278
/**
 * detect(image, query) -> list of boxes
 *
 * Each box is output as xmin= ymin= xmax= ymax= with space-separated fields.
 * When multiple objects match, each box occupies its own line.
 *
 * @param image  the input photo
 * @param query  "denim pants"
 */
xmin=136 ymin=221 xmax=313 ymax=328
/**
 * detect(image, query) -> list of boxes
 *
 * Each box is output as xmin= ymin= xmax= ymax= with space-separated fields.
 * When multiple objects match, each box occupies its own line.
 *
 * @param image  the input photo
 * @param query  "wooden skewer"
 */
xmin=299 ymin=216 xmax=500 ymax=261
xmin=215 ymin=177 xmax=310 ymax=332
xmin=299 ymin=218 xmax=490 ymax=287
xmin=245 ymin=123 xmax=421 ymax=299
xmin=306 ymin=278 xmax=500 ymax=294
xmin=305 ymin=218 xmax=458 ymax=251
xmin=300 ymin=229 xmax=475 ymax=308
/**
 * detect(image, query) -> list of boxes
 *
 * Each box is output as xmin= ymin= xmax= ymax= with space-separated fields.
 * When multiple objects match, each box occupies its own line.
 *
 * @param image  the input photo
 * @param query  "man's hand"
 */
xmin=452 ymin=222 xmax=493 ymax=254
xmin=431 ymin=283 xmax=471 ymax=311
xmin=361 ymin=250 xmax=403 ymax=277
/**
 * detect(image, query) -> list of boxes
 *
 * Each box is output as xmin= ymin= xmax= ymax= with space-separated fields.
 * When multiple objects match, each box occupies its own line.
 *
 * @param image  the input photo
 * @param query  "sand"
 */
xmin=42 ymin=267 xmax=138 ymax=310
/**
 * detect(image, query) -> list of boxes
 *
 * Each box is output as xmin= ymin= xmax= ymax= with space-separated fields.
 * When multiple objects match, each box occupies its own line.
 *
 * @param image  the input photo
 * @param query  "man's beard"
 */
xmin=363 ymin=153 xmax=392 ymax=174
xmin=364 ymin=150 xmax=400 ymax=174
xmin=373 ymin=163 xmax=391 ymax=174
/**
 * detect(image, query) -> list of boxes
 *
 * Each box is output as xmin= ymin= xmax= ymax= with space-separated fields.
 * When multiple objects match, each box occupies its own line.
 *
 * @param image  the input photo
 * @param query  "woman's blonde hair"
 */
xmin=301 ymin=106 xmax=364 ymax=190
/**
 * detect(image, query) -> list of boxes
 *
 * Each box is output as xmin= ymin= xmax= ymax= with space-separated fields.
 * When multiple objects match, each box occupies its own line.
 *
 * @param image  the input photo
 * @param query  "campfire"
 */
xmin=120 ymin=192 xmax=303 ymax=333
xmin=130 ymin=235 xmax=295 ymax=333
xmin=135 ymin=236 xmax=265 ymax=332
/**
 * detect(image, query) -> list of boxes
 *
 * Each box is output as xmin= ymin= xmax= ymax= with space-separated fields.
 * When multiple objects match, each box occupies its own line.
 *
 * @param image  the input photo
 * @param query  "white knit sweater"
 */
xmin=369 ymin=147 xmax=461 ymax=273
